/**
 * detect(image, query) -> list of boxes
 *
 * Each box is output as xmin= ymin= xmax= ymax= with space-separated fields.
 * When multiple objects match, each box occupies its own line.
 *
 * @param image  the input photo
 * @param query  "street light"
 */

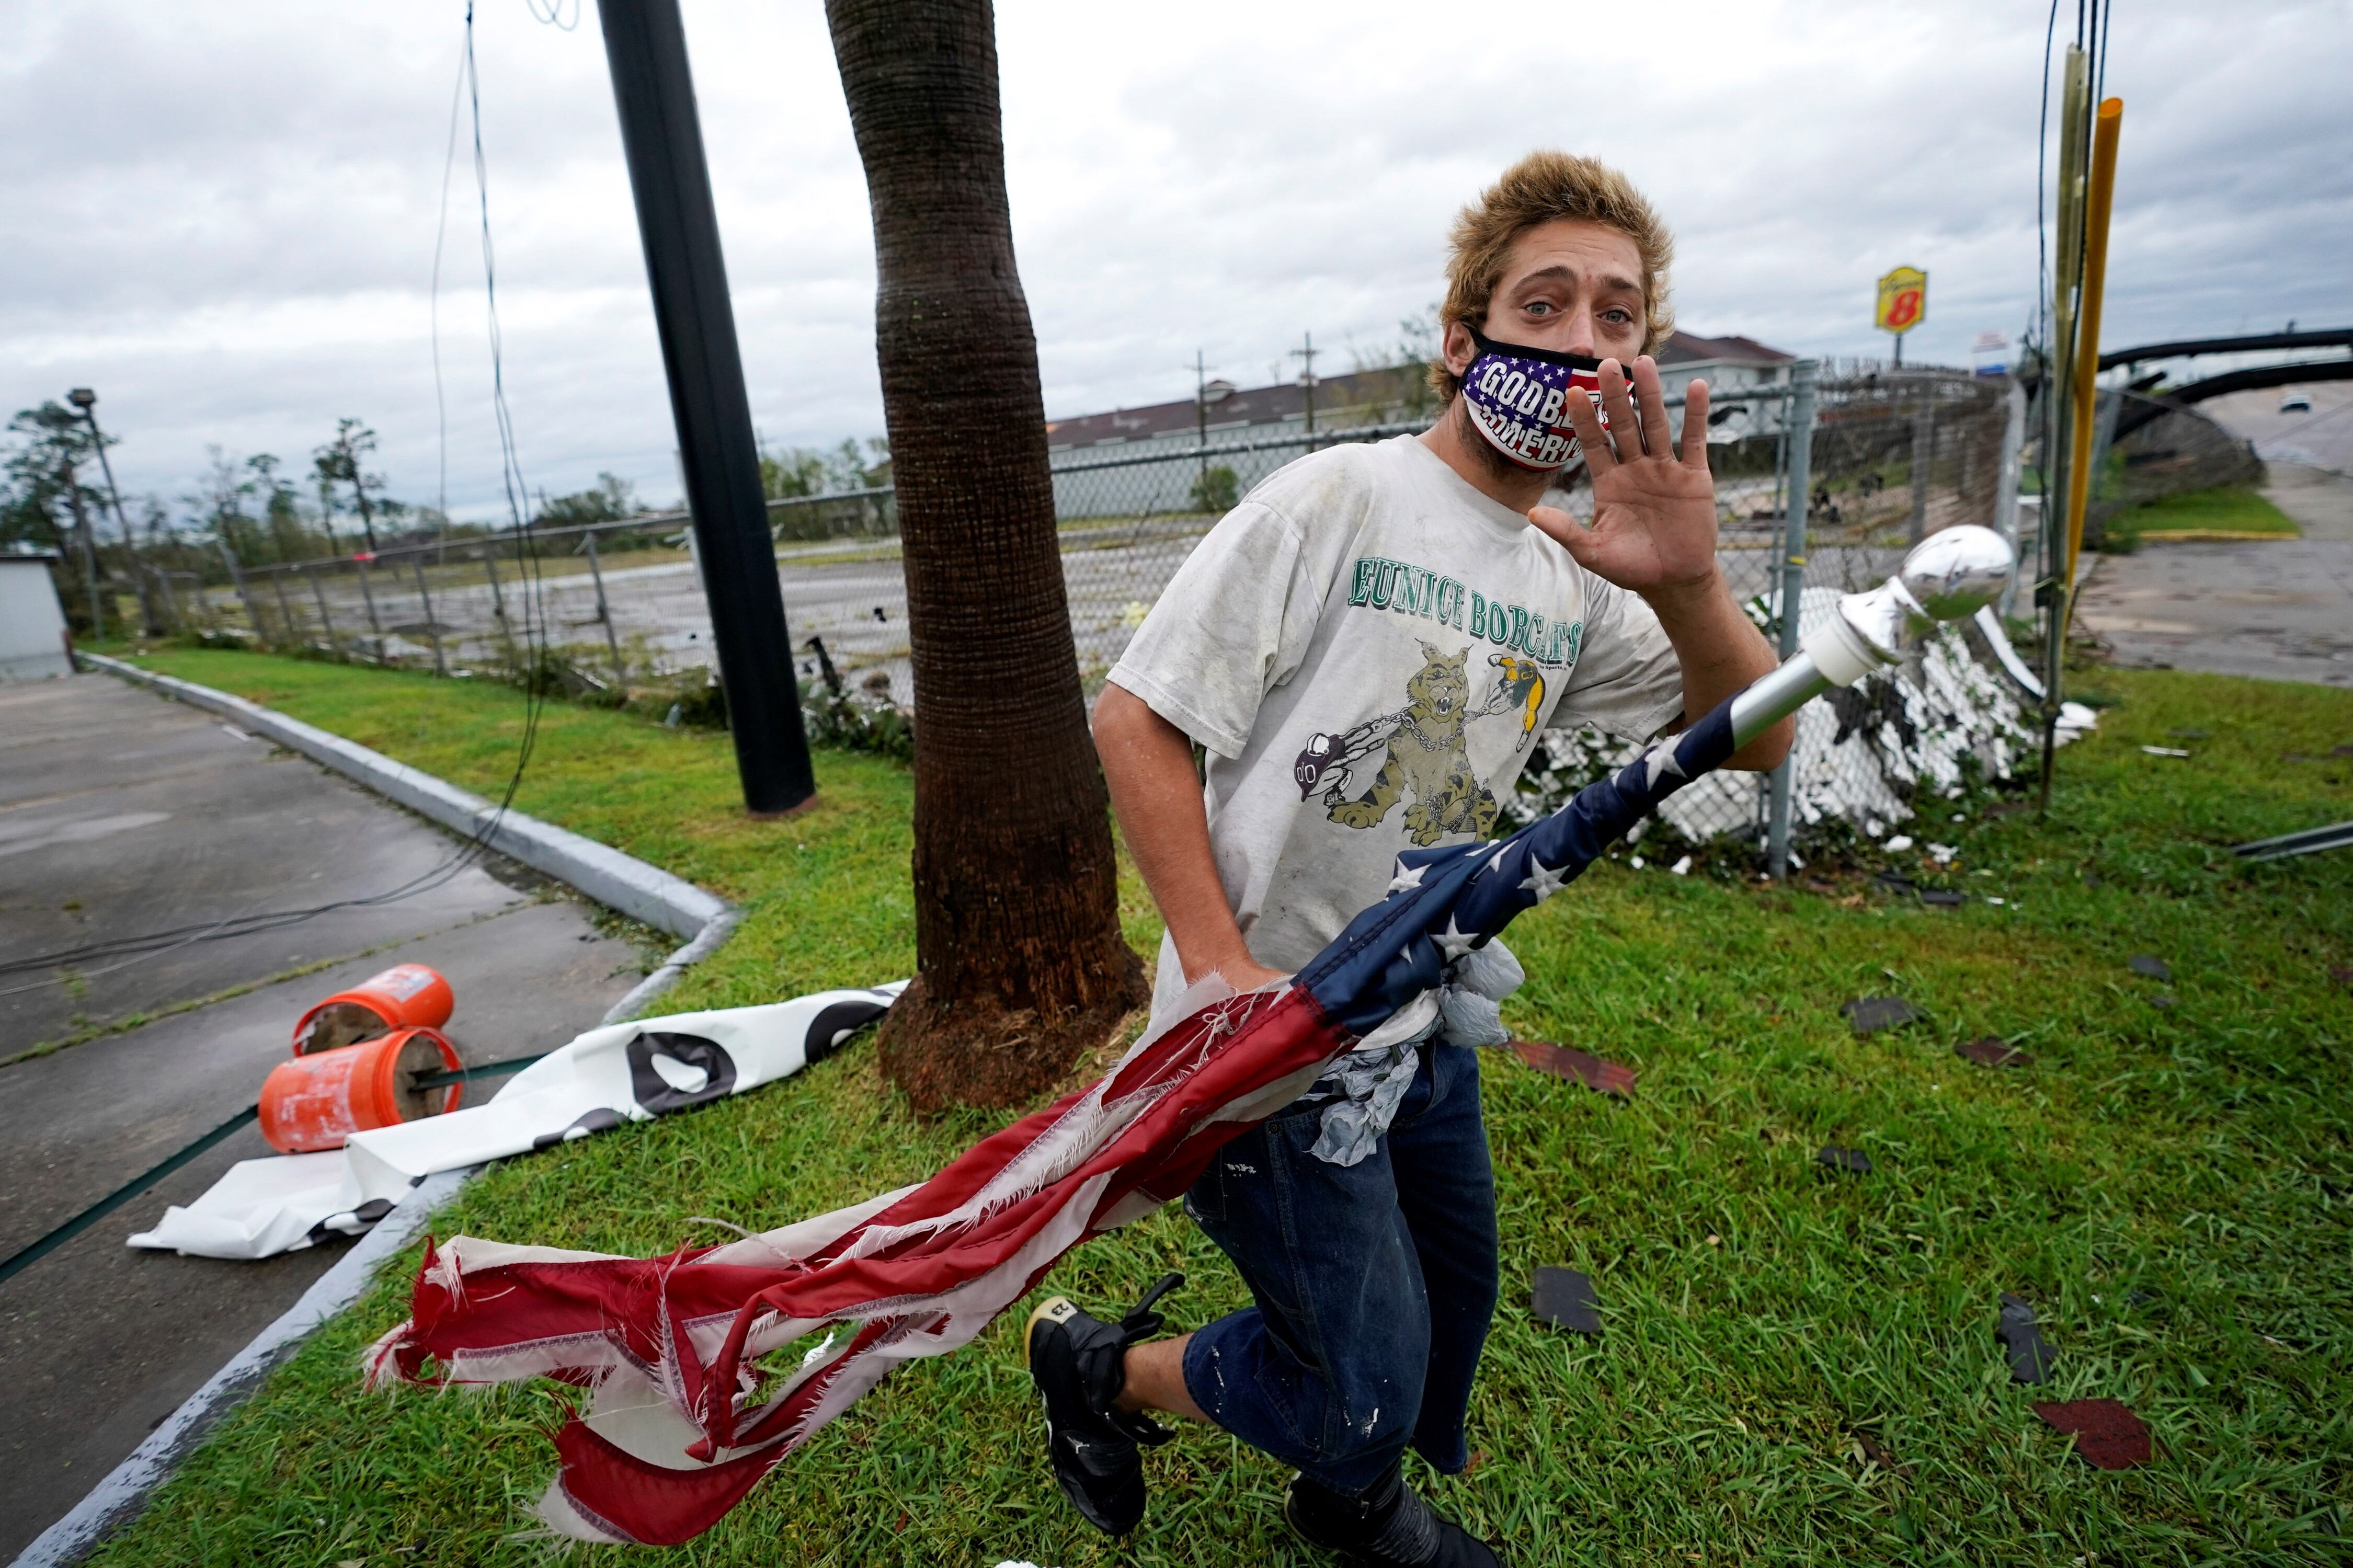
xmin=66 ymin=387 xmax=162 ymax=635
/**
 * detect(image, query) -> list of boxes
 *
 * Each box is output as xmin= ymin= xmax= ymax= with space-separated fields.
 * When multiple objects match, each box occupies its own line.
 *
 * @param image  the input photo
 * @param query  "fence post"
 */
xmin=585 ymin=532 xmax=626 ymax=693
xmin=355 ymin=558 xmax=386 ymax=662
xmin=149 ymin=565 xmax=181 ymax=634
xmin=303 ymin=563 xmax=337 ymax=650
xmin=270 ymin=569 xmax=297 ymax=645
xmin=64 ymin=474 xmax=106 ymax=640
xmin=483 ymin=550 xmax=519 ymax=668
xmin=1993 ymin=376 xmax=2027 ymax=617
xmin=1907 ymin=385 xmax=1936 ymax=544
xmin=220 ymin=540 xmax=262 ymax=645
xmin=411 ymin=554 xmax=447 ymax=677
xmin=1765 ymin=359 xmax=1818 ymax=880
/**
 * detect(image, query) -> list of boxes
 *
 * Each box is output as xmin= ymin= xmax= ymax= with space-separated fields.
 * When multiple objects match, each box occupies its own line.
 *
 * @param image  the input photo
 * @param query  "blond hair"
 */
xmin=1431 ymin=151 xmax=1675 ymax=400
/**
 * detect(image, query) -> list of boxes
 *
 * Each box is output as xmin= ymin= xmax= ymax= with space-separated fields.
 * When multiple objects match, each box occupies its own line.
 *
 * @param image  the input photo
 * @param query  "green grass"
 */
xmin=88 ymin=648 xmax=2353 ymax=1566
xmin=2106 ymin=486 xmax=2301 ymax=547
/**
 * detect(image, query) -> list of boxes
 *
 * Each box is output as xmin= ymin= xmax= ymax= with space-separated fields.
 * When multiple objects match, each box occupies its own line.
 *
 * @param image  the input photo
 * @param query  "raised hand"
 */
xmin=1529 ymin=356 xmax=1720 ymax=602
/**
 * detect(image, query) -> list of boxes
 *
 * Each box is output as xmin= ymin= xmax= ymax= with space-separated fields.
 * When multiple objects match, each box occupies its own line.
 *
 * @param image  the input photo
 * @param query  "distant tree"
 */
xmin=314 ymin=468 xmax=342 ymax=552
xmin=827 ymin=436 xmax=891 ymax=493
xmin=1 ymin=403 xmax=97 ymax=555
xmin=828 ymin=0 xmax=1147 ymax=1111
xmin=312 ymin=417 xmax=385 ymax=552
xmin=1189 ymin=464 xmax=1240 ymax=514
xmin=759 ymin=441 xmax=829 ymax=500
xmin=758 ymin=437 xmax=891 ymax=502
xmin=190 ymin=446 xmax=260 ymax=562
xmin=1337 ymin=306 xmax=1444 ymax=426
xmin=535 ymin=472 xmax=641 ymax=526
xmin=245 ymin=454 xmax=313 ymax=562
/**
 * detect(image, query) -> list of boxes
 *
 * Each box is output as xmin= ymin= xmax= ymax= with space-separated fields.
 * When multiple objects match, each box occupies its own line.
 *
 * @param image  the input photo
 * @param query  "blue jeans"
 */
xmin=1180 ymin=1041 xmax=1499 ymax=1496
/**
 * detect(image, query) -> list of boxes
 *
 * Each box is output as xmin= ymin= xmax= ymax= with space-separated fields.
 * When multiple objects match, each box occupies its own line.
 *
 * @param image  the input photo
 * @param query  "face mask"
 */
xmin=1456 ymin=324 xmax=1613 ymax=473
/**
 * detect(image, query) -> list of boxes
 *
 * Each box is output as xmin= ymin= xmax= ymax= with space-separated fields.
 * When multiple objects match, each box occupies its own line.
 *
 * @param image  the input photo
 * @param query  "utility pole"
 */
xmin=1191 ymin=348 xmax=1212 ymax=489
xmin=598 ymin=0 xmax=815 ymax=814
xmin=66 ymin=389 xmax=163 ymax=636
xmin=1292 ymin=331 xmax=1320 ymax=439
xmin=1193 ymin=349 xmax=1209 ymax=452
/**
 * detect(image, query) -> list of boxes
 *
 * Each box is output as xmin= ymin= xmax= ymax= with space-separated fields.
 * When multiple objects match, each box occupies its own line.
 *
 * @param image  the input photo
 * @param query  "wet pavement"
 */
xmin=0 ymin=671 xmax=649 ymax=1558
xmin=2073 ymin=464 xmax=2353 ymax=688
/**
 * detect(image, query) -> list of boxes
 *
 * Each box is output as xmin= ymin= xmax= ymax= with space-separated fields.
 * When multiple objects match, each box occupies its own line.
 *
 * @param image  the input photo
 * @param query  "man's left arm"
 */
xmin=1534 ymin=354 xmax=1792 ymax=772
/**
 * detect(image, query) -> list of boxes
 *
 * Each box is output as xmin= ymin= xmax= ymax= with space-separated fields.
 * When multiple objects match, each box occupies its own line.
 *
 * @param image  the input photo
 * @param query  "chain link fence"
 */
xmin=163 ymin=365 xmax=2040 ymax=863
xmin=1509 ymin=368 xmax=2037 ymax=862
xmin=2088 ymin=390 xmax=2266 ymax=543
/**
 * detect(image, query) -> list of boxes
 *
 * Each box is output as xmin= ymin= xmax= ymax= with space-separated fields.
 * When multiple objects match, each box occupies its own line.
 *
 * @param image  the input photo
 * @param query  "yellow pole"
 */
xmin=2061 ymin=98 xmax=2124 ymax=590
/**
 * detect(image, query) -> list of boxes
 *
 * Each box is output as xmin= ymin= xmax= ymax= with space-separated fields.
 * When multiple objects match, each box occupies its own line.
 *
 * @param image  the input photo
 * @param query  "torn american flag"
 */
xmin=368 ymin=701 xmax=1738 ymax=1545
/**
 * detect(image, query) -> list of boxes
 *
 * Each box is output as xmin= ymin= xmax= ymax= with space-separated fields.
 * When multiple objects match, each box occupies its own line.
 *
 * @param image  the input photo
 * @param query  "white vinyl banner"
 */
xmin=129 ymin=986 xmax=903 ymax=1262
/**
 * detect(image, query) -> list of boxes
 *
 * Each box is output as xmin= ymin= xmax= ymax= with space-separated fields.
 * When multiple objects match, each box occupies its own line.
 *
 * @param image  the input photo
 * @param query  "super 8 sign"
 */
xmin=1876 ymin=266 xmax=1927 ymax=335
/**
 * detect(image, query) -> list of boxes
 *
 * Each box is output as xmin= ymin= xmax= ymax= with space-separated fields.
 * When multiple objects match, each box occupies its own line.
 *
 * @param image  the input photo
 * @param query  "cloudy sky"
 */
xmin=5 ymin=0 xmax=2347 ymax=522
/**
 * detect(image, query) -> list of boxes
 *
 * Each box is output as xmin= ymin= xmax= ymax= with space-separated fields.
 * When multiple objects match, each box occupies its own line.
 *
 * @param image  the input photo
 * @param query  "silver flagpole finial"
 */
xmin=1730 ymin=526 xmax=2015 ymax=748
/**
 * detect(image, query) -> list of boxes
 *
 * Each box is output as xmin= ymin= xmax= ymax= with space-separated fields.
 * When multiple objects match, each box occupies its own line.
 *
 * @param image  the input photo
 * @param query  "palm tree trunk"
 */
xmin=828 ymin=0 xmax=1145 ymax=1112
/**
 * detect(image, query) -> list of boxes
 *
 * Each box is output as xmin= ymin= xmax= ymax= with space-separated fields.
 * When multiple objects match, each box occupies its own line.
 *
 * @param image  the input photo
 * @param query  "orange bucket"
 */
xmin=291 ymin=963 xmax=454 ymax=1055
xmin=259 ymin=1026 xmax=463 ymax=1153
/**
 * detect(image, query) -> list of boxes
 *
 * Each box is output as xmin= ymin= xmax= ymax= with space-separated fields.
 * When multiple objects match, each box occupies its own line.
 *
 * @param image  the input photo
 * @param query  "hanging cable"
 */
xmin=2095 ymin=0 xmax=2113 ymax=103
xmin=431 ymin=32 xmax=466 ymax=523
xmin=2035 ymin=0 xmax=2062 ymax=356
xmin=463 ymin=0 xmax=555 ymax=807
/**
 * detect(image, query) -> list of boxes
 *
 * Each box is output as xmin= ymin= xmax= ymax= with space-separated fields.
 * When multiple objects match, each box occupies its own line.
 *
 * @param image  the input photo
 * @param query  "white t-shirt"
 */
xmin=1109 ymin=434 xmax=1685 ymax=1014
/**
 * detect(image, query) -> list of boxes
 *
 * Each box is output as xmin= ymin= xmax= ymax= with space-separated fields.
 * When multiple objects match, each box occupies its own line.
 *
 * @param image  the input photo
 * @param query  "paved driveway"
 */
xmin=2073 ymin=464 xmax=2353 ymax=688
xmin=0 ymin=672 xmax=649 ymax=1558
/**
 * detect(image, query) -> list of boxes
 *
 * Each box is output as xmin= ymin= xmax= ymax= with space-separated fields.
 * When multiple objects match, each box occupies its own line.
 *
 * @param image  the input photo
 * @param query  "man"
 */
xmin=1026 ymin=151 xmax=1792 ymax=1566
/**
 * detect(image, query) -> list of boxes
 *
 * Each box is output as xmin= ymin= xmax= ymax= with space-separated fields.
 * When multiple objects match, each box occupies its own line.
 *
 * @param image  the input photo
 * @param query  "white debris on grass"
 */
xmin=1884 ymin=835 xmax=1916 ymax=853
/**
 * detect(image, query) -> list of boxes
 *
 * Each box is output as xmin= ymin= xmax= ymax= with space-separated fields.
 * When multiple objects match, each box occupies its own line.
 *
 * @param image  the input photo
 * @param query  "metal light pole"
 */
xmin=67 ymin=388 xmax=164 ymax=636
xmin=61 ymin=458 xmax=105 ymax=639
xmin=597 ymin=0 xmax=815 ymax=815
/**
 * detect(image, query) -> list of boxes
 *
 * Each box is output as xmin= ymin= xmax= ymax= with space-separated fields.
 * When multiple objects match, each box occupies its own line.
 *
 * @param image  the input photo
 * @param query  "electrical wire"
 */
xmin=463 ymin=0 xmax=555 ymax=798
xmin=2095 ymin=0 xmax=2113 ymax=103
xmin=2035 ymin=0 xmax=2061 ymax=357
xmin=6 ymin=2 xmax=554 ymax=1001
xmin=432 ymin=30 xmax=466 ymax=523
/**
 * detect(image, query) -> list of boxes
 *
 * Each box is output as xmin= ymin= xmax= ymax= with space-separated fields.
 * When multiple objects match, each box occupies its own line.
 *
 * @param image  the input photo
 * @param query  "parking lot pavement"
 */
xmin=0 ymin=672 xmax=651 ymax=1558
xmin=1 ymin=673 xmax=553 ymax=1052
xmin=2073 ymin=468 xmax=2353 ymax=689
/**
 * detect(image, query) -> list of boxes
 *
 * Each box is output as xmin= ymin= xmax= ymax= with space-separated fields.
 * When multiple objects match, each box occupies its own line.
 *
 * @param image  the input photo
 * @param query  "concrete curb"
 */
xmin=11 ymin=1169 xmax=471 ymax=1568
xmin=77 ymin=653 xmax=727 ymax=941
xmin=25 ymin=656 xmax=748 ymax=1565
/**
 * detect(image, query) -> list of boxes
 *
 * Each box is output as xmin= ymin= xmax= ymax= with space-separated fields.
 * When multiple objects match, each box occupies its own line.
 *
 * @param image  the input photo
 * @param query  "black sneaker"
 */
xmin=1284 ymin=1463 xmax=1501 ymax=1567
xmin=1022 ymin=1272 xmax=1185 ymax=1535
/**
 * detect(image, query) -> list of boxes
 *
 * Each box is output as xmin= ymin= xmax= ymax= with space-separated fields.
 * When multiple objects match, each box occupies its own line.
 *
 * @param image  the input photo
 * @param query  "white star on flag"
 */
xmin=1643 ymin=745 xmax=1688 ymax=788
xmin=1486 ymin=845 xmax=1511 ymax=874
xmin=1519 ymin=855 xmax=1572 ymax=901
xmin=1434 ymin=917 xmax=1480 ymax=962
xmin=1387 ymin=861 xmax=1428 ymax=894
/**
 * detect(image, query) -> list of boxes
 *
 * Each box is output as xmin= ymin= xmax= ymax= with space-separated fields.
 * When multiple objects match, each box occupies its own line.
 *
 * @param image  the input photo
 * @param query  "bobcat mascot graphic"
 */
xmin=1294 ymin=642 xmax=1504 ymax=846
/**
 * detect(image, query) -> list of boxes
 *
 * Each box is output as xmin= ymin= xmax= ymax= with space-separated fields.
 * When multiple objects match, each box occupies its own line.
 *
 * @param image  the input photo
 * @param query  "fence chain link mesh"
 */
xmin=183 ymin=369 xmax=2036 ymax=866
